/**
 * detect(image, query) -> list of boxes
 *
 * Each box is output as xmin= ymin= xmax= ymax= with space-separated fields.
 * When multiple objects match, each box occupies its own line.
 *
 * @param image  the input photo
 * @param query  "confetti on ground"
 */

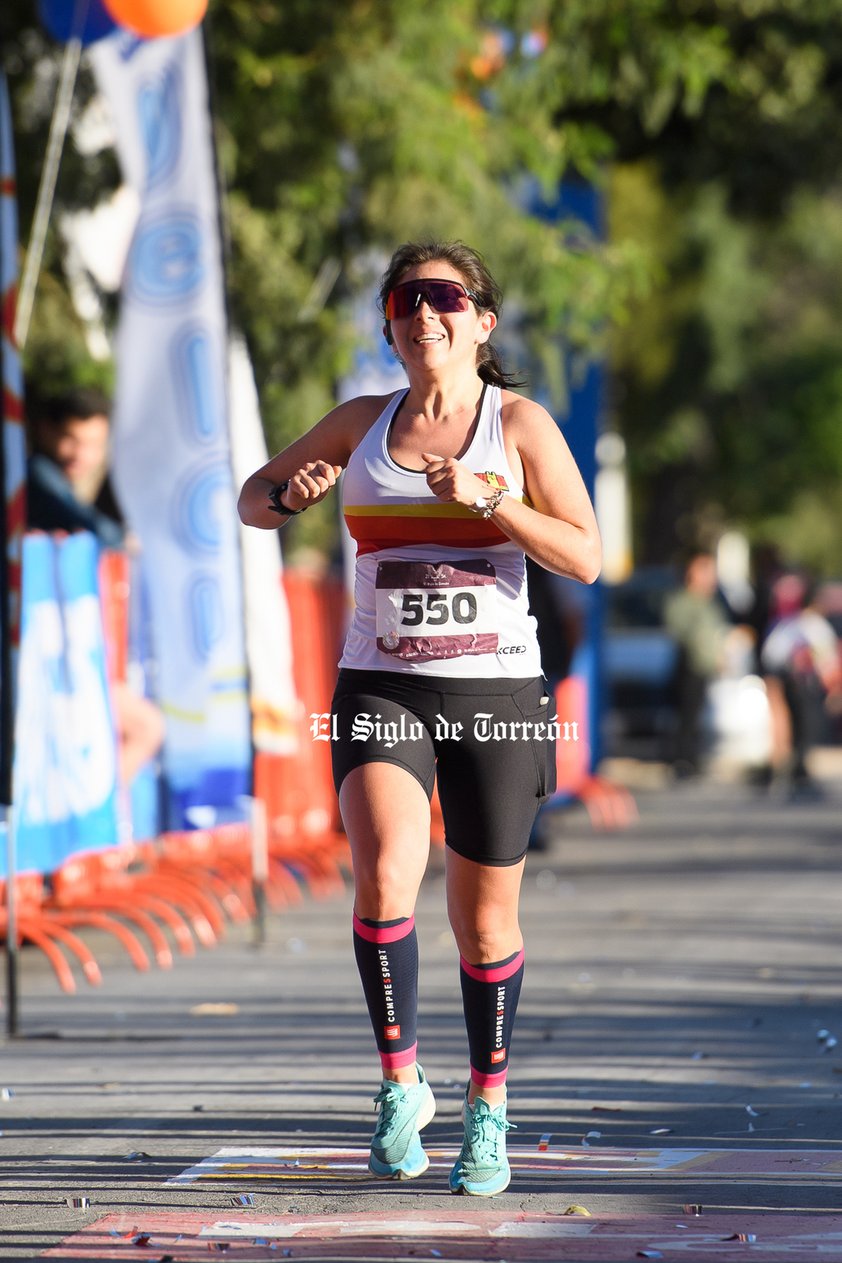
xmin=168 ymin=1145 xmax=842 ymax=1185
xmin=42 ymin=1210 xmax=842 ymax=1262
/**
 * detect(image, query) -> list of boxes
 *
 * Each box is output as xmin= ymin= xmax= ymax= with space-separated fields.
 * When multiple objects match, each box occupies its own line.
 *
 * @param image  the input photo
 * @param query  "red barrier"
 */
xmin=254 ymin=569 xmax=350 ymax=885
xmin=98 ymin=549 xmax=130 ymax=685
xmin=554 ymin=676 xmax=637 ymax=831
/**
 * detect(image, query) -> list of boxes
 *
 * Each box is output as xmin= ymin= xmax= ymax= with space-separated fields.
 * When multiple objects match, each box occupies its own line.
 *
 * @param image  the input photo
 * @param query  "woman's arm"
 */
xmin=237 ymin=395 xmax=386 ymax=529
xmin=504 ymin=396 xmax=601 ymax=581
xmin=423 ymin=395 xmax=601 ymax=582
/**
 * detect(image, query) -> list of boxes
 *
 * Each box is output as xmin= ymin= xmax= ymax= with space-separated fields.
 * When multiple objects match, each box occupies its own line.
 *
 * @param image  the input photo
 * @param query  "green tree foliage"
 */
xmin=204 ymin=0 xmax=653 ymax=454
xmin=610 ymin=169 xmax=842 ymax=569
xmin=1 ymin=10 xmax=120 ymax=392
xmin=485 ymin=0 xmax=842 ymax=569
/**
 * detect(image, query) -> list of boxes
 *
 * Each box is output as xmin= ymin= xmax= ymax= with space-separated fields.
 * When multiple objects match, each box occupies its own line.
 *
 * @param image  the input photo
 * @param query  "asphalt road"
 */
xmin=2 ymin=763 xmax=842 ymax=1259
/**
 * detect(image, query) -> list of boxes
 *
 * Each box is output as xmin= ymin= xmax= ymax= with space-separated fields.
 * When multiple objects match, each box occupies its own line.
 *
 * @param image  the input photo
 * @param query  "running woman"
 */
xmin=238 ymin=241 xmax=601 ymax=1196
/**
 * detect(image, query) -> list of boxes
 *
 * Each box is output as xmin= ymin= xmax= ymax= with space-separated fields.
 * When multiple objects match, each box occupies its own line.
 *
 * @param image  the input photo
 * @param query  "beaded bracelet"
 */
xmin=471 ymin=487 xmax=506 ymax=520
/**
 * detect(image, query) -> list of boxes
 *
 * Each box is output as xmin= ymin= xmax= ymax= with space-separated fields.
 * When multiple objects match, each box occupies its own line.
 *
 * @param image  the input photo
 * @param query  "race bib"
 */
xmin=375 ymin=559 xmax=498 ymax=662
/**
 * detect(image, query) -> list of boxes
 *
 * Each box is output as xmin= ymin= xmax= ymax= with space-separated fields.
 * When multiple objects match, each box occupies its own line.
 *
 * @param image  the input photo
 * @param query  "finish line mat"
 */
xmin=168 ymin=1144 xmax=842 ymax=1184
xmin=43 ymin=1209 xmax=842 ymax=1261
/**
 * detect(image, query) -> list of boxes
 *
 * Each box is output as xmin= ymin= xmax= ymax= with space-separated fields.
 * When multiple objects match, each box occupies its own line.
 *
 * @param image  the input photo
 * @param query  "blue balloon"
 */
xmin=37 ymin=0 xmax=119 ymax=45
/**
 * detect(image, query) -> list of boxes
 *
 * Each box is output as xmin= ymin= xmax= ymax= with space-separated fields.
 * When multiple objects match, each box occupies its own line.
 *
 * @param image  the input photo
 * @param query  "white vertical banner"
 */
xmin=228 ymin=335 xmax=299 ymax=755
xmin=91 ymin=30 xmax=250 ymax=824
xmin=337 ymin=257 xmax=408 ymax=607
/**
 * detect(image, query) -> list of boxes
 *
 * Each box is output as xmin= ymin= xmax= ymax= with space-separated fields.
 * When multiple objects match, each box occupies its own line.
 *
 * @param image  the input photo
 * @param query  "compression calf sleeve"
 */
xmin=460 ymin=947 xmax=524 ymax=1089
xmin=353 ymin=914 xmax=419 ymax=1072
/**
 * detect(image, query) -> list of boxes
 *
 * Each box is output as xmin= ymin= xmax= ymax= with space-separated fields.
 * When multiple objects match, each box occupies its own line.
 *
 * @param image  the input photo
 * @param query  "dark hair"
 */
xmin=39 ymin=386 xmax=111 ymax=429
xmin=378 ymin=241 xmax=524 ymax=389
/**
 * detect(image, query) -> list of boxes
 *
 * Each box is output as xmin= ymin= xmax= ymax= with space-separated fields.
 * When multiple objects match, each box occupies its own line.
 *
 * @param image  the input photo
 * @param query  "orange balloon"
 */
xmin=102 ymin=0 xmax=207 ymax=38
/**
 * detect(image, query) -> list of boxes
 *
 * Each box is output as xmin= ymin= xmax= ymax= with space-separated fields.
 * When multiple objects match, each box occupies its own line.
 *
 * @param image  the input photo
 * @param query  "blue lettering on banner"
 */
xmin=117 ymin=33 xmax=146 ymax=63
xmin=172 ymin=324 xmax=223 ymax=445
xmin=188 ymin=574 xmax=224 ymax=661
xmin=94 ymin=32 xmax=252 ymax=827
xmin=129 ymin=210 xmax=204 ymax=306
xmin=138 ymin=62 xmax=182 ymax=187
xmin=170 ymin=459 xmax=234 ymax=554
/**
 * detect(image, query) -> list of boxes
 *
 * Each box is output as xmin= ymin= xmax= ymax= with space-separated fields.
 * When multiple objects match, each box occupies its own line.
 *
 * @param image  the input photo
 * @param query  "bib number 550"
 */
xmin=400 ymin=590 xmax=478 ymax=627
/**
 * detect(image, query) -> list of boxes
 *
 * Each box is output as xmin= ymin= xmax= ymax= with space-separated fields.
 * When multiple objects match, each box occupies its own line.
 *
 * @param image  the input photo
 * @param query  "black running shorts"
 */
xmin=330 ymin=669 xmax=558 ymax=866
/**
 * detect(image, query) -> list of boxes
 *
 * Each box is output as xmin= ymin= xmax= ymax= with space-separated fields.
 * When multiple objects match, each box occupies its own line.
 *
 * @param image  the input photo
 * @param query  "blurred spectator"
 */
xmin=664 ymin=551 xmax=731 ymax=778
xmin=760 ymin=573 xmax=841 ymax=798
xmin=26 ymin=385 xmax=163 ymax=792
xmin=26 ymin=386 xmax=126 ymax=548
xmin=746 ymin=543 xmax=785 ymax=673
xmin=110 ymin=679 xmax=165 ymax=789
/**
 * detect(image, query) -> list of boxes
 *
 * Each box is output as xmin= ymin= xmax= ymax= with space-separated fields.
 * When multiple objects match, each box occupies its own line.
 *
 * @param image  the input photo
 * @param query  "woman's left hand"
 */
xmin=422 ymin=452 xmax=489 ymax=507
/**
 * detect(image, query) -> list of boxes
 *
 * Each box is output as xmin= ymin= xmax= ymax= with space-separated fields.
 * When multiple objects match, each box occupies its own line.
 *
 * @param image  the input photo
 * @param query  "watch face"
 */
xmin=269 ymin=482 xmax=292 ymax=513
xmin=473 ymin=496 xmax=487 ymax=509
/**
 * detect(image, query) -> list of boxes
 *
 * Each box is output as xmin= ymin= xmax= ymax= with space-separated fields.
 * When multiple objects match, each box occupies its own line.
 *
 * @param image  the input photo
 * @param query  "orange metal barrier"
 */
xmin=0 ymin=874 xmax=102 ymax=994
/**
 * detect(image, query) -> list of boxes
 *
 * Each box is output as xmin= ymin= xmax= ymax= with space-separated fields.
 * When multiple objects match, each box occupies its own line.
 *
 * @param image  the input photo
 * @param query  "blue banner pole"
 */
xmin=527 ymin=176 xmax=606 ymax=773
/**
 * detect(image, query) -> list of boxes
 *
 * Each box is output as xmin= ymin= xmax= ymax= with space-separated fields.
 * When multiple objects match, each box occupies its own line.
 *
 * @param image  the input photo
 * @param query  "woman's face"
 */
xmin=386 ymin=259 xmax=496 ymax=374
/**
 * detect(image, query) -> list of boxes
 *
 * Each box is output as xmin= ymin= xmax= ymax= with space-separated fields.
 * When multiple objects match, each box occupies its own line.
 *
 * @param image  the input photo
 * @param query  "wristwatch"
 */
xmin=267 ymin=480 xmax=305 ymax=516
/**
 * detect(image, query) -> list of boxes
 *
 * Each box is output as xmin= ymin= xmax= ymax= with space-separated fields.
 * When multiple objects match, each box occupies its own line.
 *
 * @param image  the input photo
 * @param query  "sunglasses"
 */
xmin=384 ymin=278 xmax=480 ymax=321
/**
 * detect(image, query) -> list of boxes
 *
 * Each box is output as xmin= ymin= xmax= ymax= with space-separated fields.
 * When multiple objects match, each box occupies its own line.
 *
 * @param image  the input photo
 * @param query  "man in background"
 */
xmin=26 ymin=385 xmax=126 ymax=548
xmin=25 ymin=385 xmax=163 ymax=794
xmin=760 ymin=573 xmax=841 ymax=799
xmin=664 ymin=551 xmax=731 ymax=779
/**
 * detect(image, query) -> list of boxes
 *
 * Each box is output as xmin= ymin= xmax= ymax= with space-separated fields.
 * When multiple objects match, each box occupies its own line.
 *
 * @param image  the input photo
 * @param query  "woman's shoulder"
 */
xmin=499 ymin=388 xmax=555 ymax=435
xmin=336 ymin=390 xmax=405 ymax=444
xmin=498 ymin=389 xmax=583 ymax=477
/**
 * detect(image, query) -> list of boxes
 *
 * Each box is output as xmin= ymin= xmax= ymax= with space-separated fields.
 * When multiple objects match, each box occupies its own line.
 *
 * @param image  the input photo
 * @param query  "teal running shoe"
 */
xmin=368 ymin=1065 xmax=436 ymax=1179
xmin=449 ymin=1093 xmax=514 ymax=1196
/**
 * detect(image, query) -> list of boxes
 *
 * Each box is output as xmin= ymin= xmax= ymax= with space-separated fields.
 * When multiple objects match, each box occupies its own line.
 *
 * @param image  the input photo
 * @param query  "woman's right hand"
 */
xmin=279 ymin=460 xmax=343 ymax=512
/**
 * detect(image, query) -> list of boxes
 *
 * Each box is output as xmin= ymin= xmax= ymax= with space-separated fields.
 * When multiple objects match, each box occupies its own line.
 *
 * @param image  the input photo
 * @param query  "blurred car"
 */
xmin=602 ymin=567 xmax=771 ymax=768
xmin=602 ymin=566 xmax=681 ymax=761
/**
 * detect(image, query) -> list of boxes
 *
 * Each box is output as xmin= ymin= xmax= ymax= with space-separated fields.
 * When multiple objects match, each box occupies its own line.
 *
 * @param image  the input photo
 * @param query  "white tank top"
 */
xmin=339 ymin=384 xmax=542 ymax=678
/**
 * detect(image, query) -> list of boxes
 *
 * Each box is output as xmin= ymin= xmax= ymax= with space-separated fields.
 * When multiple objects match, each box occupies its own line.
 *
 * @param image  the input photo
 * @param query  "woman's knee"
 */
xmin=447 ymin=912 xmax=521 ymax=964
xmin=446 ymin=856 xmax=525 ymax=962
xmin=353 ymin=852 xmax=422 ymax=918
